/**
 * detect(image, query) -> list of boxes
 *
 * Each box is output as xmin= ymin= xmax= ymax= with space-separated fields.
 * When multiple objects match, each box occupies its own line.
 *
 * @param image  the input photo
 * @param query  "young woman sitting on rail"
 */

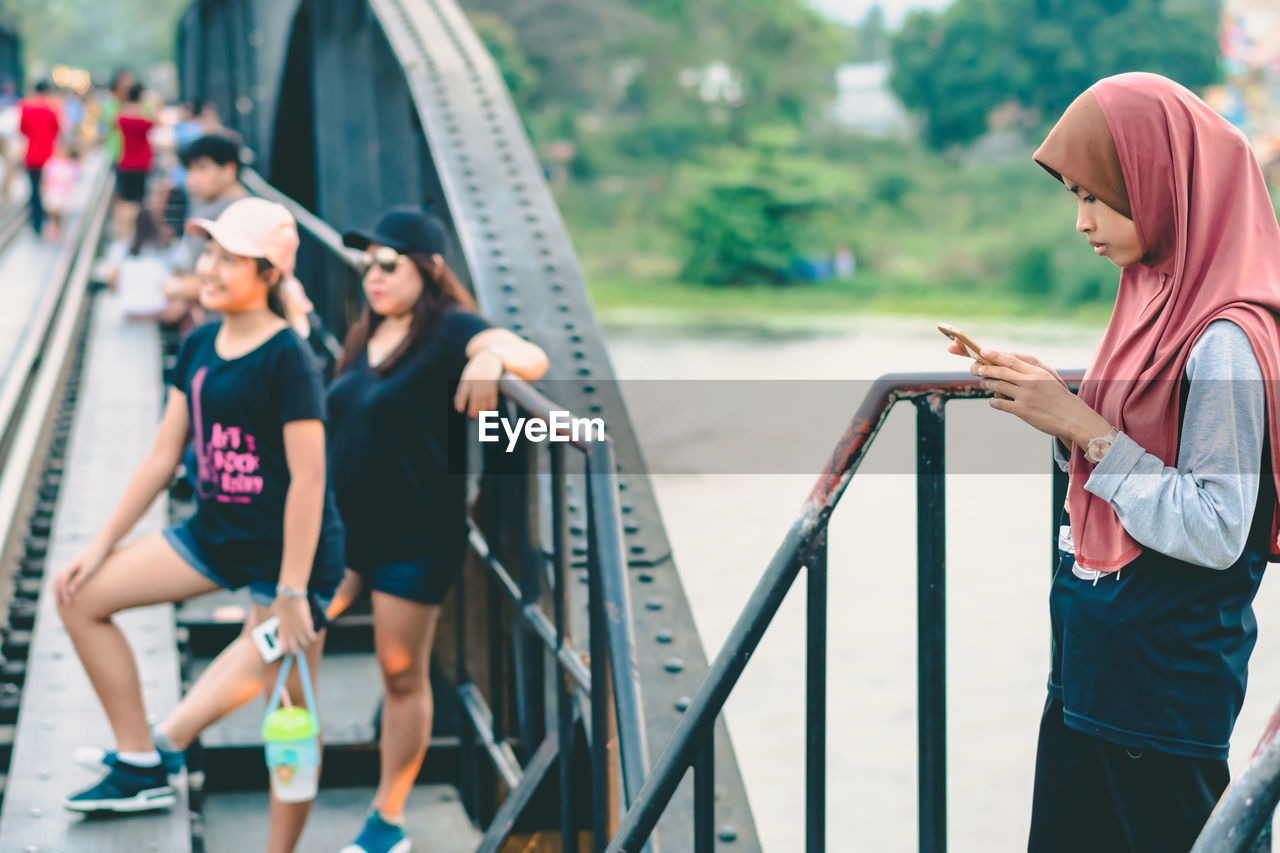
xmin=54 ymin=197 xmax=344 ymax=853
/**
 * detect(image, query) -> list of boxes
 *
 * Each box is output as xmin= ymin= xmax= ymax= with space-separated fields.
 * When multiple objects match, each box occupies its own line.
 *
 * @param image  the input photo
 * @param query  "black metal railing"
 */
xmin=251 ymin=174 xmax=654 ymax=852
xmin=460 ymin=379 xmax=653 ymax=853
xmin=604 ymin=372 xmax=1088 ymax=853
xmin=1191 ymin=708 xmax=1279 ymax=853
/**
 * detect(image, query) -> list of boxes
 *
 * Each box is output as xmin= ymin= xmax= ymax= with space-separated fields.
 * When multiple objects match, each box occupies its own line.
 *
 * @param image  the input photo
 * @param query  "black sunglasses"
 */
xmin=360 ymin=245 xmax=405 ymax=274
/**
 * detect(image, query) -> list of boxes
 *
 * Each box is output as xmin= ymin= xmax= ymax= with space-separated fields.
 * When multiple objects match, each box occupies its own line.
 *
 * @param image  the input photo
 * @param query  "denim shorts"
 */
xmin=351 ymin=551 xmax=463 ymax=606
xmin=163 ymin=524 xmax=335 ymax=629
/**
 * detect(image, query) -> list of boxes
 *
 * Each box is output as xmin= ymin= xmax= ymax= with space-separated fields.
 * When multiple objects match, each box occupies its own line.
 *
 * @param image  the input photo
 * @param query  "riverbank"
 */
xmin=589 ymin=276 xmax=1116 ymax=335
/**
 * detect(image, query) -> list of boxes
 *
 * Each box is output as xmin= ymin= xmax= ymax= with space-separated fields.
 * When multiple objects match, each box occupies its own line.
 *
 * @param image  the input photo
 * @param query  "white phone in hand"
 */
xmin=251 ymin=616 xmax=283 ymax=663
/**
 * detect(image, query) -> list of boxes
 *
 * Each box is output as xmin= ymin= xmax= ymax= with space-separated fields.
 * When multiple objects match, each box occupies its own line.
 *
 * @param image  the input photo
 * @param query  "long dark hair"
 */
xmin=128 ymin=208 xmax=163 ymax=256
xmin=336 ymin=253 xmax=477 ymax=376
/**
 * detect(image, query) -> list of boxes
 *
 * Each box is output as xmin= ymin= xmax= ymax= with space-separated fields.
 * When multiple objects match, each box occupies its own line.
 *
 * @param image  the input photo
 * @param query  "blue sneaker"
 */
xmin=73 ymin=745 xmax=185 ymax=776
xmin=64 ymin=761 xmax=176 ymax=813
xmin=340 ymin=811 xmax=411 ymax=853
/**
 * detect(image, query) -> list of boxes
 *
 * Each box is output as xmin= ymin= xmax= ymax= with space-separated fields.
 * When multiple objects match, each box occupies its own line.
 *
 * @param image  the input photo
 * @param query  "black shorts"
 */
xmin=351 ymin=549 xmax=464 ymax=606
xmin=115 ymin=169 xmax=147 ymax=203
xmin=1028 ymin=696 xmax=1228 ymax=853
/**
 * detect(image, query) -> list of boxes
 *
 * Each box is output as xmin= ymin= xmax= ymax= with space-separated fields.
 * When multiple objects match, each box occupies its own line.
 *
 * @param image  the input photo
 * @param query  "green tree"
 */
xmin=7 ymin=0 xmax=188 ymax=77
xmin=889 ymin=0 xmax=1222 ymax=150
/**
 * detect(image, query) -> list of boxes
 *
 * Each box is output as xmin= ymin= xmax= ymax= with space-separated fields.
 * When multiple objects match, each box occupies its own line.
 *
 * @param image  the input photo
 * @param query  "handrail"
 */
xmin=241 ymin=169 xmax=362 ymax=271
xmin=1192 ymin=702 xmax=1280 ymax=852
xmin=244 ymin=171 xmax=652 ymax=850
xmin=606 ymin=370 xmax=1083 ymax=853
xmin=805 ymin=369 xmax=1084 ymax=517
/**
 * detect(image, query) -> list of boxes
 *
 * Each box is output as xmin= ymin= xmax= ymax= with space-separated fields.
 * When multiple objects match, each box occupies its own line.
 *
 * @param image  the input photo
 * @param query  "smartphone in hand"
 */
xmin=251 ymin=616 xmax=283 ymax=663
xmin=937 ymin=323 xmax=991 ymax=365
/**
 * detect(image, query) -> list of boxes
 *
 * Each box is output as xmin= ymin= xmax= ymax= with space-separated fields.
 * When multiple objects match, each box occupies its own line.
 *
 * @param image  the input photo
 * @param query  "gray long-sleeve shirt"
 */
xmin=1056 ymin=319 xmax=1266 ymax=570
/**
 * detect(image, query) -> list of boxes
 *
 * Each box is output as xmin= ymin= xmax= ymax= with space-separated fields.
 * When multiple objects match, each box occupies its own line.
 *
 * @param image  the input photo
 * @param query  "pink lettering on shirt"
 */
xmin=191 ymin=367 xmax=264 ymax=503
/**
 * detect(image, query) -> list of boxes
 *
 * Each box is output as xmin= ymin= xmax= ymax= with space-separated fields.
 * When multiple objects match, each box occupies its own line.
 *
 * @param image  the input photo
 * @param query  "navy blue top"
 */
xmin=1048 ymin=466 xmax=1272 ymax=760
xmin=326 ymin=308 xmax=491 ymax=568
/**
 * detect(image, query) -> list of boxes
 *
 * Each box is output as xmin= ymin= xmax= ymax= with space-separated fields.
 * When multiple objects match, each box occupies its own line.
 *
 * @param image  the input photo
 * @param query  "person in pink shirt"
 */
xmin=41 ymin=138 xmax=80 ymax=241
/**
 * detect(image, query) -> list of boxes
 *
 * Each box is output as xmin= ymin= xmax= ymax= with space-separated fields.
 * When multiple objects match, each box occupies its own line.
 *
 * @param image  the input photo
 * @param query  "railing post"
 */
xmin=481 ymin=436 xmax=506 ymax=823
xmin=694 ymin=736 xmax=715 ymax=853
xmin=511 ymin=431 xmax=546 ymax=763
xmin=551 ymin=443 xmax=578 ymax=852
xmin=807 ymin=531 xmax=828 ymax=853
xmin=588 ymin=467 xmax=615 ymax=852
xmin=916 ymin=396 xmax=947 ymax=853
xmin=1051 ymin=451 xmax=1068 ymax=574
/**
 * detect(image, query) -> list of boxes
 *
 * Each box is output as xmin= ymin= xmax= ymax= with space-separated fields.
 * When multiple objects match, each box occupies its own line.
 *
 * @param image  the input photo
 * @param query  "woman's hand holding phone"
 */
xmin=273 ymin=595 xmax=316 ymax=654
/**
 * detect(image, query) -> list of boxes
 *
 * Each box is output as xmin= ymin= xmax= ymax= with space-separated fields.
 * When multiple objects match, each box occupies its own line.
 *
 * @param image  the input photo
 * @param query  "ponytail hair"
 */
xmin=255 ymin=257 xmax=287 ymax=320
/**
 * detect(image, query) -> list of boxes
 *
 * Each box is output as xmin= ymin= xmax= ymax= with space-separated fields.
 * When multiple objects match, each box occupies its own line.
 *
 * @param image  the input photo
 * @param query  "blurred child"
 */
xmin=106 ymin=208 xmax=170 ymax=320
xmin=42 ymin=139 xmax=80 ymax=241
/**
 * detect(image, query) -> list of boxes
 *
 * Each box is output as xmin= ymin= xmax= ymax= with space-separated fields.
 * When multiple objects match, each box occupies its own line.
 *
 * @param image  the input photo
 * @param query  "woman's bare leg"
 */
xmin=56 ymin=532 xmax=221 ymax=752
xmin=156 ymin=607 xmax=274 ymax=750
xmin=325 ymin=568 xmax=363 ymax=620
xmin=370 ymin=592 xmax=440 ymax=819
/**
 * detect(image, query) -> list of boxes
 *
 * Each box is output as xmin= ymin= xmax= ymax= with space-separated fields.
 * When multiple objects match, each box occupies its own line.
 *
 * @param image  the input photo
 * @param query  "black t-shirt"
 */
xmin=327 ymin=308 xmax=491 ymax=566
xmin=171 ymin=322 xmax=344 ymax=585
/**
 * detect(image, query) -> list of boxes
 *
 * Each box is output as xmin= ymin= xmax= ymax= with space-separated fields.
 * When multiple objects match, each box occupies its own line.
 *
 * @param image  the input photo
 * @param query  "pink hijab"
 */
xmin=1035 ymin=72 xmax=1280 ymax=573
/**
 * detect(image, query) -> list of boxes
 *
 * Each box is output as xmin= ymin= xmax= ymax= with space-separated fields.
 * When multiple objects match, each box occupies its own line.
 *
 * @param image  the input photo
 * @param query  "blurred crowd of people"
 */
xmin=0 ymin=67 xmax=312 ymax=334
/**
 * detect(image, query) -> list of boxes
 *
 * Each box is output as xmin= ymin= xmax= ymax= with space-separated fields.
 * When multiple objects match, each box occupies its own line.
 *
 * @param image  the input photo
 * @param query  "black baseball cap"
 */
xmin=343 ymin=206 xmax=447 ymax=256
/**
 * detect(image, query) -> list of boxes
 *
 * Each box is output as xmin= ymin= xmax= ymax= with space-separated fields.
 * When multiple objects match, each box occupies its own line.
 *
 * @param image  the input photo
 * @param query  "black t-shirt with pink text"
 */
xmin=170 ymin=323 xmax=344 ymax=585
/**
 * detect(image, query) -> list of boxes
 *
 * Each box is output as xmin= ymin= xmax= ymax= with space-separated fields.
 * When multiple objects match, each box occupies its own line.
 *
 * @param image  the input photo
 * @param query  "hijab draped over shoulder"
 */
xmin=1033 ymin=72 xmax=1280 ymax=573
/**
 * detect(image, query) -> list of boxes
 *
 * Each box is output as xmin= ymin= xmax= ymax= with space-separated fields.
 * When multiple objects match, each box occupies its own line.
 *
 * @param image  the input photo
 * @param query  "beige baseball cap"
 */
xmin=185 ymin=197 xmax=299 ymax=276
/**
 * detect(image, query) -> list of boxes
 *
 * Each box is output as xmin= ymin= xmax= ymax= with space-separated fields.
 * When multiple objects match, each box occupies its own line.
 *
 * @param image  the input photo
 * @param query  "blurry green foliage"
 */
xmin=889 ymin=0 xmax=1222 ymax=149
xmin=7 ymin=0 xmax=189 ymax=77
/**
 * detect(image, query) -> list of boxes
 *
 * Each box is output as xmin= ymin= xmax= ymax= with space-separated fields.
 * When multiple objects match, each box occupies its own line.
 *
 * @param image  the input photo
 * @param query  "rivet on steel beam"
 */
xmin=665 ymin=658 xmax=684 ymax=673
xmin=29 ymin=807 xmax=42 ymax=817
xmin=646 ymin=598 xmax=663 ymax=611
xmin=656 ymin=629 xmax=673 ymax=643
xmin=577 ymin=368 xmax=591 ymax=377
xmin=589 ymin=404 xmax=603 ymax=414
xmin=630 ymin=545 xmax=646 ymax=555
xmin=675 ymin=696 xmax=691 ymax=711
xmin=719 ymin=826 xmax=739 ymax=842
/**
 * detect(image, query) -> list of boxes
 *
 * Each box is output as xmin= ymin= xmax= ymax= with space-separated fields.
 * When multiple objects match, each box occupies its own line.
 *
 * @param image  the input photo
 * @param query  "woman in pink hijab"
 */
xmin=951 ymin=72 xmax=1280 ymax=850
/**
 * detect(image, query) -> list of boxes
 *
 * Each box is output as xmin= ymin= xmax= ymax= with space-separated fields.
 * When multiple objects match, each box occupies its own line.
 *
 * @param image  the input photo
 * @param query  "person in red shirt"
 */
xmin=114 ymin=82 xmax=154 ymax=241
xmin=19 ymin=81 xmax=62 ymax=237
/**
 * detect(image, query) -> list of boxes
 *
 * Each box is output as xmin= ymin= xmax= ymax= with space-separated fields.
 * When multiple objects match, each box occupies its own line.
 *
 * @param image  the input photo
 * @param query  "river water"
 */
xmin=602 ymin=314 xmax=1280 ymax=852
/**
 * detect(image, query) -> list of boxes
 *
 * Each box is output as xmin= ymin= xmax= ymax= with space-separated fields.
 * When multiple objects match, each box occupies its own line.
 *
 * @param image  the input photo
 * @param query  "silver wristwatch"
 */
xmin=1084 ymin=426 xmax=1120 ymax=464
xmin=276 ymin=585 xmax=308 ymax=600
